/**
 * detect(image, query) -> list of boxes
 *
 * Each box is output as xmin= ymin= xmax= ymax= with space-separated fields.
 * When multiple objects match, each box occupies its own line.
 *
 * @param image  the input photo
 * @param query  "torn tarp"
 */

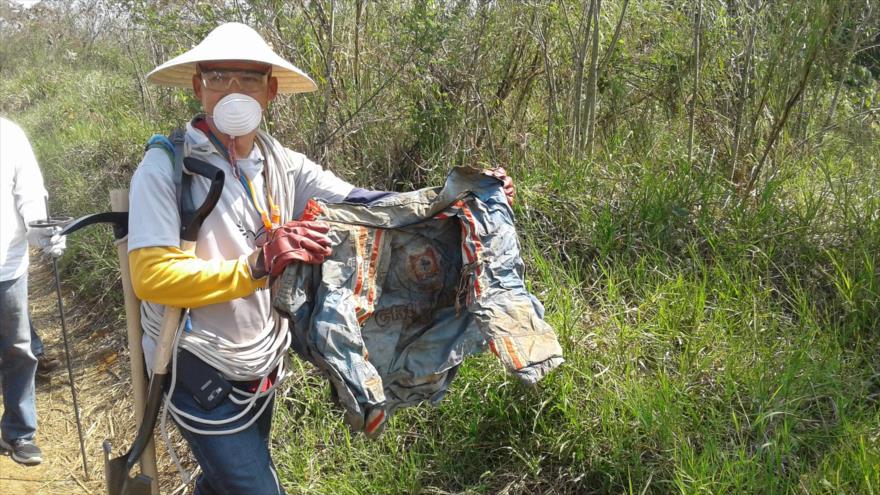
xmin=274 ymin=167 xmax=564 ymax=436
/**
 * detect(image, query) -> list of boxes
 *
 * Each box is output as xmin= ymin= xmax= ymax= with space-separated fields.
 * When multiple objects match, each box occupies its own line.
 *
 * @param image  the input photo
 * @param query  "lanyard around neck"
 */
xmin=198 ymin=121 xmax=280 ymax=232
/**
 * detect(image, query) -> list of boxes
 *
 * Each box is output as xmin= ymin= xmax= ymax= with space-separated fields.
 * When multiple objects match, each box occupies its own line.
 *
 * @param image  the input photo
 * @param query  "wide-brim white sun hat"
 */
xmin=147 ymin=22 xmax=317 ymax=94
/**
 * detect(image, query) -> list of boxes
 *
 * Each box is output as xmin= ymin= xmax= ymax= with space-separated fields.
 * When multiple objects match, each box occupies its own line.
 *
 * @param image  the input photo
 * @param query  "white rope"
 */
xmin=255 ymin=130 xmax=295 ymax=223
xmin=140 ymin=303 xmax=290 ymax=383
xmin=145 ymin=128 xmax=298 ymax=486
xmin=154 ymin=309 xmax=289 ymax=485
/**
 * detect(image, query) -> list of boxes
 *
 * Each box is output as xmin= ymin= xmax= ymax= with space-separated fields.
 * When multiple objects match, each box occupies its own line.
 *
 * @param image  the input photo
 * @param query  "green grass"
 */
xmin=6 ymin=79 xmax=875 ymax=489
xmin=264 ymin=139 xmax=879 ymax=493
xmin=2 ymin=6 xmax=878 ymax=493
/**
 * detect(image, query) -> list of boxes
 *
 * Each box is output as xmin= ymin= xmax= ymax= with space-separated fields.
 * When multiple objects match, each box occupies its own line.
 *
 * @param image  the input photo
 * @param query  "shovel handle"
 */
xmin=28 ymin=216 xmax=73 ymax=229
xmin=60 ymin=211 xmax=128 ymax=239
xmin=149 ymin=239 xmax=195 ymax=375
xmin=181 ymin=157 xmax=225 ymax=243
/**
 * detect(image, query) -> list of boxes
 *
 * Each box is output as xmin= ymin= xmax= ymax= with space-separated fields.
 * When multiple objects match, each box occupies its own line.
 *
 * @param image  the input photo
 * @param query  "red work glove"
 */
xmin=483 ymin=167 xmax=516 ymax=206
xmin=262 ymin=221 xmax=333 ymax=278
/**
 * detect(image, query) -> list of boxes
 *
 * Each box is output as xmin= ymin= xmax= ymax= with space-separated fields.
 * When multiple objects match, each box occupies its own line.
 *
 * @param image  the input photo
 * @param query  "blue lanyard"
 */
xmin=205 ymin=129 xmax=278 ymax=230
xmin=205 ymin=131 xmax=257 ymax=207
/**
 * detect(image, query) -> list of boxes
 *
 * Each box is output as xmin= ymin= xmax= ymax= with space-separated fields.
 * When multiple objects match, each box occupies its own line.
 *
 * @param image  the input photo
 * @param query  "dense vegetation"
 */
xmin=1 ymin=0 xmax=878 ymax=493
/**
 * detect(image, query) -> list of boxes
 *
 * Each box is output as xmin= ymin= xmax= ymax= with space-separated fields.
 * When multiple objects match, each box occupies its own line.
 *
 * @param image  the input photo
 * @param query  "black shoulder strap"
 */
xmin=167 ymin=128 xmax=191 ymax=215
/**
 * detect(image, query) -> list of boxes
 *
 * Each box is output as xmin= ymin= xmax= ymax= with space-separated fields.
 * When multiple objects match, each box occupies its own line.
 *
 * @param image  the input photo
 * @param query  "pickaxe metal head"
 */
xmin=61 ymin=211 xmax=128 ymax=240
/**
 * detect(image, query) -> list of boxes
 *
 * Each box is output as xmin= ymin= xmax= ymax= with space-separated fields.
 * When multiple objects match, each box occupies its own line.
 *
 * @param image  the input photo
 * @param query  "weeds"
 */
xmin=1 ymin=1 xmax=878 ymax=493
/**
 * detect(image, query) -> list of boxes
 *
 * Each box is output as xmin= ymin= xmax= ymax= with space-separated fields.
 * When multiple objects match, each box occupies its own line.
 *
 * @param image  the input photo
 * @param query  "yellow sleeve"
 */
xmin=130 ymin=246 xmax=266 ymax=308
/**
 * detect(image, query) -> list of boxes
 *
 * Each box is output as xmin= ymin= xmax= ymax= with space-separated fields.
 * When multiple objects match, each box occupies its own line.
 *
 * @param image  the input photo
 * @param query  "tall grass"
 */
xmin=3 ymin=63 xmax=877 ymax=494
xmin=1 ymin=2 xmax=878 ymax=493
xmin=269 ymin=141 xmax=879 ymax=493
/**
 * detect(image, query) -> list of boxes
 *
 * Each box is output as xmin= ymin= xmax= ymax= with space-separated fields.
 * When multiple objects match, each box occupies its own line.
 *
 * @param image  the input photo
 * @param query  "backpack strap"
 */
xmin=168 ymin=128 xmax=194 ymax=217
xmin=145 ymin=134 xmax=174 ymax=161
xmin=145 ymin=128 xmax=189 ymax=213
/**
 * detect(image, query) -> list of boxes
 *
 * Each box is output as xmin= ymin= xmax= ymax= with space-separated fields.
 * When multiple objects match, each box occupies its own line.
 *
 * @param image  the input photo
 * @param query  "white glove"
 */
xmin=26 ymin=226 xmax=67 ymax=258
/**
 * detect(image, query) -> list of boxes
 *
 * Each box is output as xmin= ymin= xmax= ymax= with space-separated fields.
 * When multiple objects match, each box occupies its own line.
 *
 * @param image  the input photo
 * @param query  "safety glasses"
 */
xmin=200 ymin=69 xmax=269 ymax=92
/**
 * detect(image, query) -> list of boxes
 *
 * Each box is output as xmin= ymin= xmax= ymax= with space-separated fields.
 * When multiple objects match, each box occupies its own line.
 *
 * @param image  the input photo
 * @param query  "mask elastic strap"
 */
xmin=228 ymin=136 xmax=240 ymax=179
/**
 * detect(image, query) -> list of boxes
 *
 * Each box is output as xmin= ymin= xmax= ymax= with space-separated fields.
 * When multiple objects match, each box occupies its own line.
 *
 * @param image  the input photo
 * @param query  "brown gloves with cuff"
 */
xmin=248 ymin=221 xmax=332 ymax=280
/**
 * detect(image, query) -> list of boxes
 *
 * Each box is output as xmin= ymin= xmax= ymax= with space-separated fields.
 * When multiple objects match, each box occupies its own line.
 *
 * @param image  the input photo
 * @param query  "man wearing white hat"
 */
xmin=128 ymin=22 xmax=515 ymax=494
xmin=128 ymin=22 xmax=362 ymax=494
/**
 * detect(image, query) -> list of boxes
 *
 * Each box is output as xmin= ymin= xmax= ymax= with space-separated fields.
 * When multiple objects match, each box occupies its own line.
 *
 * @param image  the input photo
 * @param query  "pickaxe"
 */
xmin=62 ymin=156 xmax=224 ymax=495
xmin=60 ymin=203 xmax=157 ymax=492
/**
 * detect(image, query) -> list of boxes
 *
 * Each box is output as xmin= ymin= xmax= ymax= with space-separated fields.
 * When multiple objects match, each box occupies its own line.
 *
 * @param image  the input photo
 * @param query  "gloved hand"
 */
xmin=26 ymin=226 xmax=67 ymax=258
xmin=483 ymin=167 xmax=516 ymax=206
xmin=259 ymin=221 xmax=333 ymax=278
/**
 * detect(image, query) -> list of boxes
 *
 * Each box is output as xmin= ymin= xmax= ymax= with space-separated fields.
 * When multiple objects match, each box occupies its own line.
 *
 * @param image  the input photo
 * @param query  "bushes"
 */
xmin=1 ymin=1 xmax=878 ymax=492
xmin=1 ymin=62 xmax=154 ymax=310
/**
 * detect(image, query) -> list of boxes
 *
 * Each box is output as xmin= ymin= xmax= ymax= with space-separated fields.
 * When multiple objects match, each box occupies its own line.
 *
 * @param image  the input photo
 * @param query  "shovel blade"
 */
xmin=104 ymin=441 xmax=153 ymax=495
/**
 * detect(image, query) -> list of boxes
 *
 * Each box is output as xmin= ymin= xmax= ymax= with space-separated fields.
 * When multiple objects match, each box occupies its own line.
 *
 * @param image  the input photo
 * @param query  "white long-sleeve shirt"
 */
xmin=0 ymin=116 xmax=48 ymax=281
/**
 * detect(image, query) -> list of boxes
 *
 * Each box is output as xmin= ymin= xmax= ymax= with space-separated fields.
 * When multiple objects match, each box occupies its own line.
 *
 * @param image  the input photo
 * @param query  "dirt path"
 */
xmin=0 ymin=258 xmax=191 ymax=495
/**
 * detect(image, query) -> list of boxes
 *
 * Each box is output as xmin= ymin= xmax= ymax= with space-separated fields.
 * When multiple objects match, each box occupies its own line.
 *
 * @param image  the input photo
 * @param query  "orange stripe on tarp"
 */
xmin=460 ymin=223 xmax=475 ymax=263
xmin=353 ymin=227 xmax=368 ymax=319
xmin=439 ymin=202 xmax=462 ymax=218
xmin=488 ymin=340 xmax=500 ymax=358
xmin=365 ymin=409 xmax=386 ymax=433
xmin=361 ymin=229 xmax=384 ymax=322
xmin=460 ymin=205 xmax=483 ymax=298
xmin=460 ymin=205 xmax=483 ymax=254
xmin=503 ymin=336 xmax=524 ymax=370
xmin=353 ymin=227 xmax=368 ymax=294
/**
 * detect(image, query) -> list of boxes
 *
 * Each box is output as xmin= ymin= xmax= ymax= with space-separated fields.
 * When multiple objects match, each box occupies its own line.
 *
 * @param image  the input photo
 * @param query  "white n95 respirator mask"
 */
xmin=211 ymin=93 xmax=263 ymax=137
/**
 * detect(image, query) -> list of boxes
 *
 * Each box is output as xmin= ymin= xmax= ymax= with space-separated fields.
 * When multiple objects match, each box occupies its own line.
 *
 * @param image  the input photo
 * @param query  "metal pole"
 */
xmin=50 ymin=257 xmax=89 ymax=478
xmin=44 ymin=199 xmax=90 ymax=479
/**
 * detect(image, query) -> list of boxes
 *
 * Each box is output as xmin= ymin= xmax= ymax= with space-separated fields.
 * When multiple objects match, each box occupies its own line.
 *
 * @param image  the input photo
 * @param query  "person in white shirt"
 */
xmin=0 ymin=116 xmax=66 ymax=465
